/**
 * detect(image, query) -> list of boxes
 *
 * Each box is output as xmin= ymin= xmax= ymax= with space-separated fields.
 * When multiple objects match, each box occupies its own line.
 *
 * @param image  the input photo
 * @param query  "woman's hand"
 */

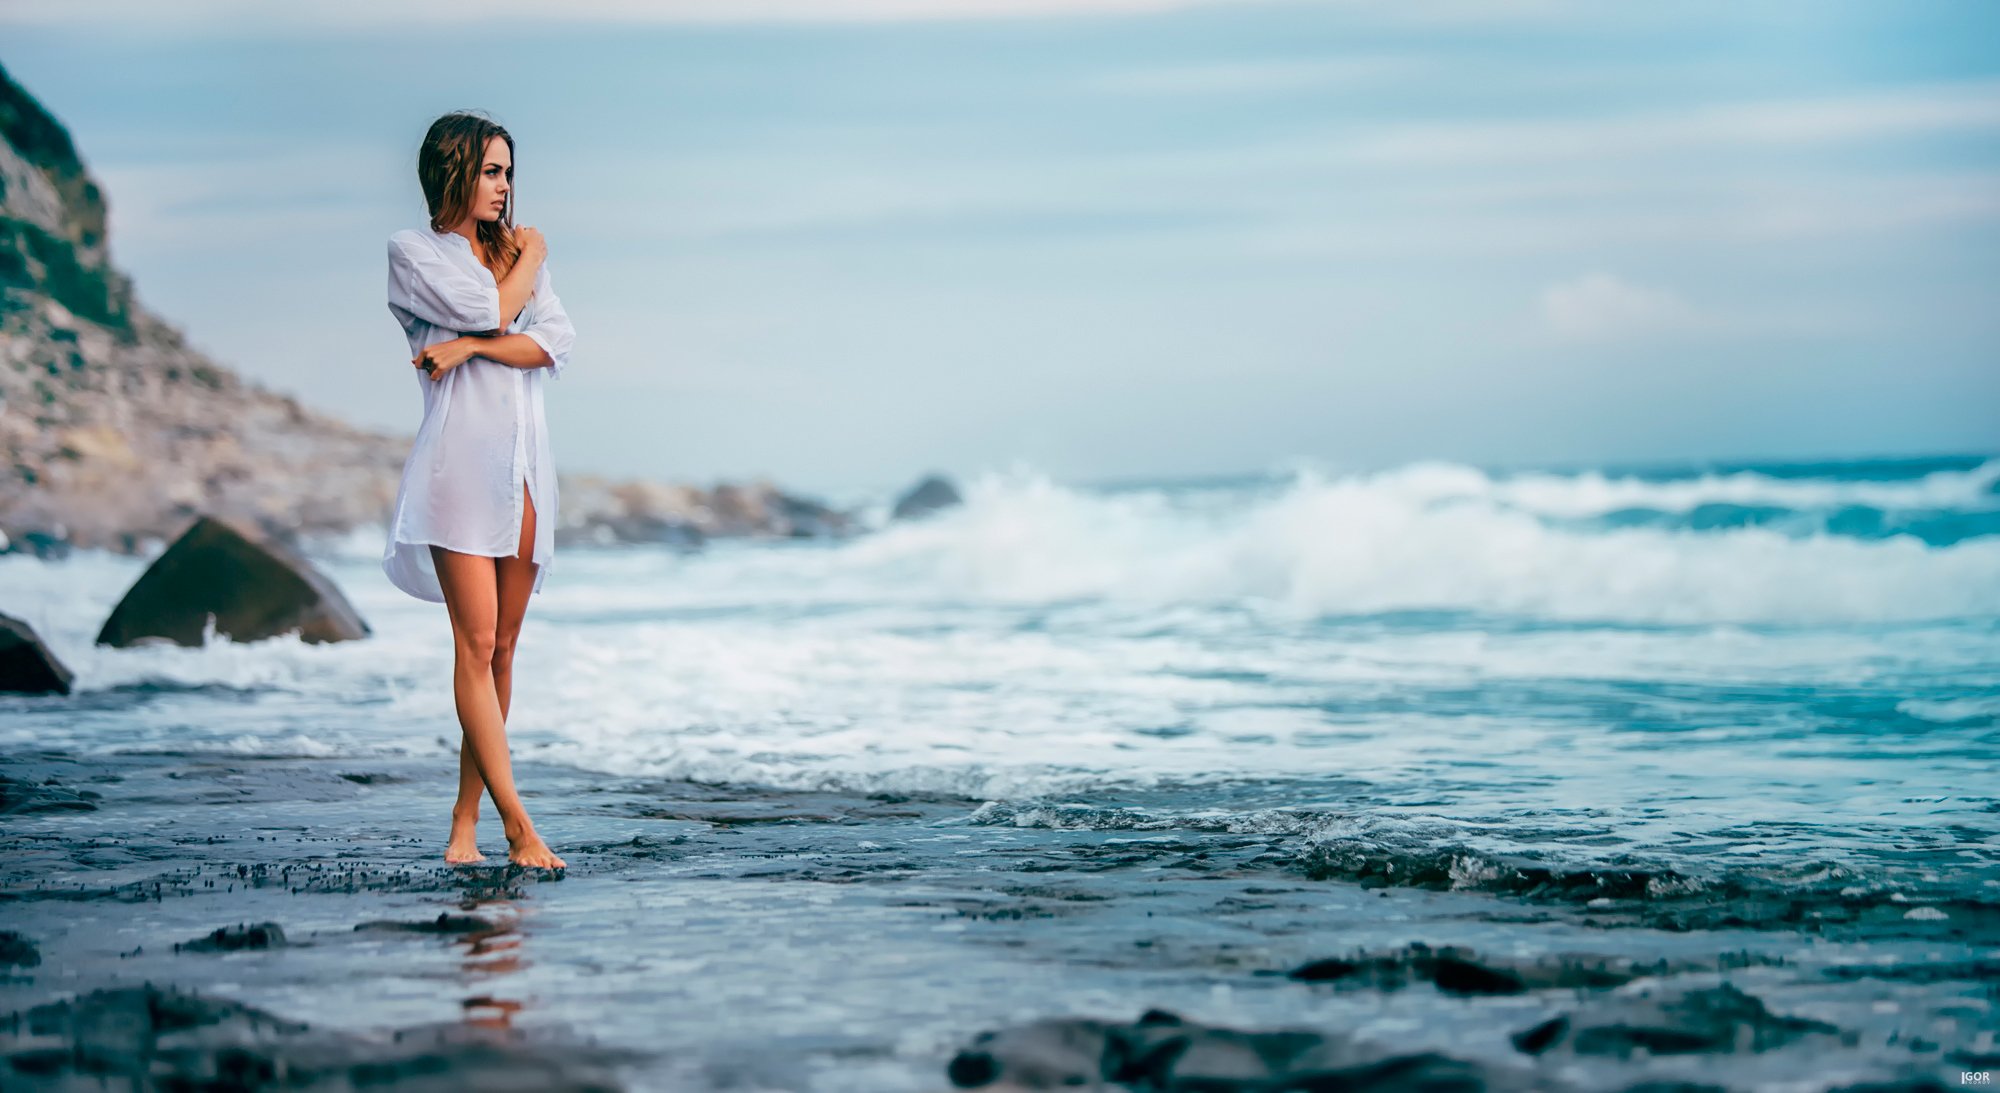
xmin=413 ymin=337 xmax=479 ymax=382
xmin=514 ymin=225 xmax=547 ymax=269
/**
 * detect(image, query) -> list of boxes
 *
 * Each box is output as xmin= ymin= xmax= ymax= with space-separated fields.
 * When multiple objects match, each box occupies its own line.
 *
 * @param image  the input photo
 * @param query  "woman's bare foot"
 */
xmin=445 ymin=811 xmax=485 ymax=863
xmin=505 ymin=824 xmax=567 ymax=869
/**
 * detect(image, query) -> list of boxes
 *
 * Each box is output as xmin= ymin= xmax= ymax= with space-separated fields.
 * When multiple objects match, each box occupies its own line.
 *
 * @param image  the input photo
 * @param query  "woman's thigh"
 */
xmin=430 ymin=545 xmax=499 ymax=652
xmin=494 ymin=477 xmax=539 ymax=642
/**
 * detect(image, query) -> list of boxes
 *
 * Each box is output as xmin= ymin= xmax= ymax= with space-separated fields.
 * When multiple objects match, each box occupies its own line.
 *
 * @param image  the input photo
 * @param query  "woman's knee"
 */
xmin=456 ymin=629 xmax=499 ymax=668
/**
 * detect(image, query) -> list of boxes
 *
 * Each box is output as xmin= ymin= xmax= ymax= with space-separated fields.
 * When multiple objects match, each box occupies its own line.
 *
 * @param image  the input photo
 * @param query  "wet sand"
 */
xmin=2 ymin=748 xmax=1994 ymax=1091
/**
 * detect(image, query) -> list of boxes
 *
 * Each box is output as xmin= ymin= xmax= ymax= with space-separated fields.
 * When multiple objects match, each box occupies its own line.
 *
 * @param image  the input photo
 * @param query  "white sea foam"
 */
xmin=688 ymin=463 xmax=1999 ymax=625
xmin=1474 ymin=458 xmax=2000 ymax=517
xmin=1897 ymin=695 xmax=2000 ymax=724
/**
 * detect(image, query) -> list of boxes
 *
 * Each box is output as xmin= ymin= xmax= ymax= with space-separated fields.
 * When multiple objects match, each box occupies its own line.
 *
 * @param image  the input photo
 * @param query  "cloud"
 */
xmin=0 ymin=0 xmax=1595 ymax=27
xmin=1537 ymin=272 xmax=1703 ymax=343
xmin=1339 ymin=78 xmax=2000 ymax=167
xmin=1083 ymin=55 xmax=1435 ymax=96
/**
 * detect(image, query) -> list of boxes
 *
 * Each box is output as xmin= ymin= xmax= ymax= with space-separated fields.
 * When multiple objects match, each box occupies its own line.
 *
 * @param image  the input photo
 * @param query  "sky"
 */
xmin=2 ymin=0 xmax=1996 ymax=499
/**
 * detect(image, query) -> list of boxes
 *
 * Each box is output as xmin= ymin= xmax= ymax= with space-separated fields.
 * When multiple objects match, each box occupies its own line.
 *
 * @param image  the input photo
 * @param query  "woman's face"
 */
xmin=472 ymin=135 xmax=512 ymax=223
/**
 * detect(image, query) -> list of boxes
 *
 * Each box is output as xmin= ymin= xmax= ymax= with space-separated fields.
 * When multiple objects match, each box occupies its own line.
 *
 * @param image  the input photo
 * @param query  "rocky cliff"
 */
xmin=0 ymin=61 xmax=851 ymax=556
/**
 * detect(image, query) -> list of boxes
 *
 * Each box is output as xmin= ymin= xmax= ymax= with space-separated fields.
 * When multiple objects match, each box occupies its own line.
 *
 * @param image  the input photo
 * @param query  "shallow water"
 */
xmin=2 ymin=750 xmax=1993 ymax=1090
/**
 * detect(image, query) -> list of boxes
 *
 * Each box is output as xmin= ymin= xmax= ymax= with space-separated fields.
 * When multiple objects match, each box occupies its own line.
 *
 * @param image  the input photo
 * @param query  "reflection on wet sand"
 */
xmin=453 ymin=895 xmax=528 ymax=1025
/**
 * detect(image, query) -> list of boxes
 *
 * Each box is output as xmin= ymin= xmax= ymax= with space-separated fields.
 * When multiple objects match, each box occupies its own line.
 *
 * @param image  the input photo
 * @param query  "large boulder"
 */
xmin=891 ymin=473 xmax=962 ymax=521
xmin=94 ymin=515 xmax=369 ymax=648
xmin=0 ymin=610 xmax=73 ymax=693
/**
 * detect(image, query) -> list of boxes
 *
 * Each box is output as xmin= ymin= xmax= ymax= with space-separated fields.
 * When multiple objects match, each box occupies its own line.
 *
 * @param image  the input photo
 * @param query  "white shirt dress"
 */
xmin=381 ymin=227 xmax=576 ymax=603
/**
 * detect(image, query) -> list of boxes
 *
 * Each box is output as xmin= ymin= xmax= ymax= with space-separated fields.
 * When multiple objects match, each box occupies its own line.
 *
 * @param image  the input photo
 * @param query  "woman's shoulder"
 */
xmin=387 ymin=227 xmax=449 ymax=251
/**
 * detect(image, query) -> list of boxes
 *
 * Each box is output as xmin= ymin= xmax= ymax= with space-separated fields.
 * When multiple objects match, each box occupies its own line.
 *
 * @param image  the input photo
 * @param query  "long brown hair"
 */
xmin=416 ymin=111 xmax=521 ymax=278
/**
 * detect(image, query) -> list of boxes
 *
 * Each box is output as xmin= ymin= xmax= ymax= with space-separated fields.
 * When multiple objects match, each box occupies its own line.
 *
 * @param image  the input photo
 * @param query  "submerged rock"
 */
xmin=1282 ymin=940 xmax=1718 ymax=995
xmin=1288 ymin=840 xmax=2000 ymax=939
xmin=93 ymin=514 xmax=369 ymax=648
xmin=175 ymin=922 xmax=287 ymax=953
xmin=0 ymin=612 xmax=72 ymax=694
xmin=0 ymin=983 xmax=635 ymax=1091
xmin=947 ymin=1007 xmax=1497 ymax=1091
xmin=0 ymin=773 xmax=97 ymax=815
xmin=1511 ymin=982 xmax=1843 ymax=1058
xmin=0 ymin=931 xmax=39 ymax=968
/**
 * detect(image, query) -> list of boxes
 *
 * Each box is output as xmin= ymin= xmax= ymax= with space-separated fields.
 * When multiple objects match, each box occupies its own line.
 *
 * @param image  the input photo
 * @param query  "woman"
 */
xmin=382 ymin=111 xmax=576 ymax=869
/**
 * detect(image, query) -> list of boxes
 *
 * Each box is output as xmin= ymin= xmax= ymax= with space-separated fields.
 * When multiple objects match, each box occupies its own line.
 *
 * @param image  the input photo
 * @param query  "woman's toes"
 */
xmin=507 ymin=838 xmax=565 ymax=869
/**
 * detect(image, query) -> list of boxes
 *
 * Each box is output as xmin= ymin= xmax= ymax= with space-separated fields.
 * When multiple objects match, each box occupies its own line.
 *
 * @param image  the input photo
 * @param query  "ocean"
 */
xmin=2 ymin=453 xmax=1996 ymax=1090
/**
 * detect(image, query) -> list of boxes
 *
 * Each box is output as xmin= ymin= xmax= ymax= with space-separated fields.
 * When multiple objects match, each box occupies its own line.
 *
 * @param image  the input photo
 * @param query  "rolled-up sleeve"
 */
xmin=520 ymin=263 xmax=576 ymax=379
xmin=386 ymin=232 xmax=501 ymax=334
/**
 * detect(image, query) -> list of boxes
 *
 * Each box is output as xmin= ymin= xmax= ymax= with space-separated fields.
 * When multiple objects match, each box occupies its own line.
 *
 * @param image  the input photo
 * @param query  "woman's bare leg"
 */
xmin=491 ymin=476 xmax=557 ymax=865
xmin=446 ymin=482 xmax=536 ymax=859
xmin=430 ymin=480 xmax=564 ymax=869
xmin=433 ymin=545 xmax=501 ymax=863
xmin=445 ymin=557 xmax=525 ymax=858
xmin=448 ymin=736 xmax=487 ymax=861
xmin=493 ymin=476 xmax=538 ymax=728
